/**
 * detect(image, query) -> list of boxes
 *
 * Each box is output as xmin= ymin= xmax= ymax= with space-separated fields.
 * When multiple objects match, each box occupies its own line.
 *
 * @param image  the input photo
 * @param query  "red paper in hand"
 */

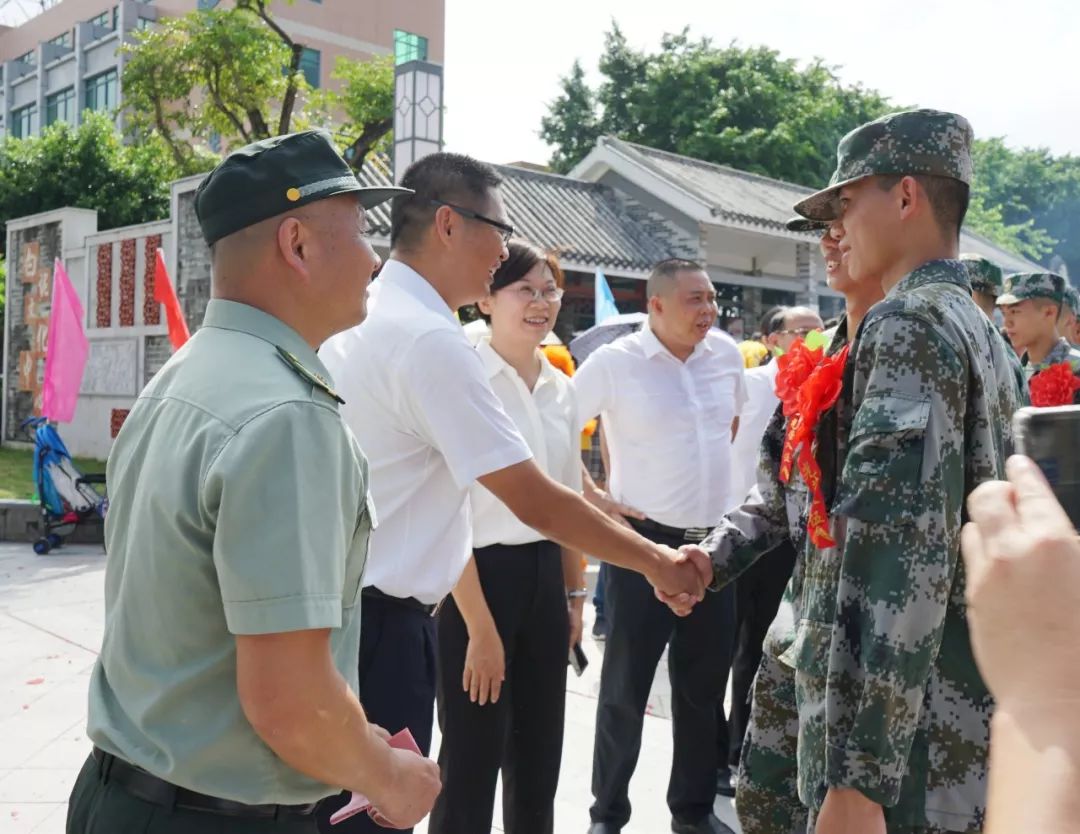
xmin=329 ymin=728 xmax=422 ymax=826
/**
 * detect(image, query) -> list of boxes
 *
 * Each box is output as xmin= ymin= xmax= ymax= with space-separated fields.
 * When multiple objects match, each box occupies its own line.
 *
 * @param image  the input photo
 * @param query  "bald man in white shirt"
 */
xmin=575 ymin=259 xmax=745 ymax=834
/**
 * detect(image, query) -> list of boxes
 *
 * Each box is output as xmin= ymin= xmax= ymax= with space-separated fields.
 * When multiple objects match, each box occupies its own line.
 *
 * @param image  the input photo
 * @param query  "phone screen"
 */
xmin=1013 ymin=405 xmax=1080 ymax=529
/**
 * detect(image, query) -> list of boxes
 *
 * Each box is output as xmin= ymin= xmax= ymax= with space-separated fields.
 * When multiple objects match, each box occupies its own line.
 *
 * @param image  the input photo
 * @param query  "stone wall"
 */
xmin=5 ymin=221 xmax=63 ymax=443
xmin=174 ymin=188 xmax=212 ymax=334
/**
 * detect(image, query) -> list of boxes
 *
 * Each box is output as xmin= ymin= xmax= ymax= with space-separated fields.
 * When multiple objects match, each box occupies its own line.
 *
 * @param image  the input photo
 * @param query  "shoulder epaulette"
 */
xmin=276 ymin=346 xmax=345 ymax=405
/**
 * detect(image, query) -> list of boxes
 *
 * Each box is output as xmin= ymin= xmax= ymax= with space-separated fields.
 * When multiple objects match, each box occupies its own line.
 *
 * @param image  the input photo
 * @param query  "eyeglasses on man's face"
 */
xmin=779 ymin=327 xmax=820 ymax=338
xmin=429 ymin=199 xmax=515 ymax=245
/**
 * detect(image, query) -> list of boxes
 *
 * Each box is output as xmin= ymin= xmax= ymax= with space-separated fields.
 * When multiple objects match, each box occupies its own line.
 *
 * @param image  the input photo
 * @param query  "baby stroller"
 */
xmin=22 ymin=417 xmax=107 ymax=555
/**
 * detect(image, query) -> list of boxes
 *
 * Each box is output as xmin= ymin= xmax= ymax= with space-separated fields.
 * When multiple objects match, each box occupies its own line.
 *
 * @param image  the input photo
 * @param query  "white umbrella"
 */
xmin=569 ymin=312 xmax=647 ymax=364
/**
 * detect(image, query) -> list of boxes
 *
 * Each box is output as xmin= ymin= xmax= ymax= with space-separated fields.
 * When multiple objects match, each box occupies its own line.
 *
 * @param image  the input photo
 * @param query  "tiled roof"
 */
xmin=603 ymin=137 xmax=1044 ymax=271
xmin=355 ymin=153 xmax=670 ymax=271
xmin=605 ymin=138 xmax=814 ymax=232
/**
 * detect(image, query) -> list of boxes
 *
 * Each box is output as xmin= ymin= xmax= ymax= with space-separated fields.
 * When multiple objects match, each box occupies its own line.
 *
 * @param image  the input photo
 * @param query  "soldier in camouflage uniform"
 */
xmin=787 ymin=109 xmax=1026 ymax=834
xmin=1062 ymin=280 xmax=1080 ymax=343
xmin=958 ymin=254 xmax=1002 ymax=320
xmin=997 ymin=272 xmax=1080 ymax=395
xmin=699 ymin=216 xmax=885 ymax=834
xmin=1061 ymin=285 xmax=1080 ymax=346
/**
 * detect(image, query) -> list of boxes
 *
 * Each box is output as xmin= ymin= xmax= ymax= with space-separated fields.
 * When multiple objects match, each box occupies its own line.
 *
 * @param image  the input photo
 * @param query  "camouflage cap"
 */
xmin=960 ymin=254 xmax=1004 ymax=296
xmin=793 ymin=109 xmax=974 ymax=222
xmin=997 ymin=272 xmax=1066 ymax=306
xmin=785 ymin=216 xmax=830 ymax=233
xmin=1064 ymin=284 xmax=1080 ymax=315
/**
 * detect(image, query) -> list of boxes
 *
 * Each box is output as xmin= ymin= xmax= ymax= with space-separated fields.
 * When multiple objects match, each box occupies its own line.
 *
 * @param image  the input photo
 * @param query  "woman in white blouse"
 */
xmin=429 ymin=242 xmax=586 ymax=834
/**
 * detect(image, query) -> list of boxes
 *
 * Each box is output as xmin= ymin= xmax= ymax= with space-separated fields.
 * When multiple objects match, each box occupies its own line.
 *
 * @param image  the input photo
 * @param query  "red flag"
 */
xmin=154 ymin=248 xmax=190 ymax=350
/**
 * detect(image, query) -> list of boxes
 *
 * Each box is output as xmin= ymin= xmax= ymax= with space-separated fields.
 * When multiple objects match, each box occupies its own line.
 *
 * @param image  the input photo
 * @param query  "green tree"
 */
xmin=309 ymin=55 xmax=395 ymax=170
xmin=540 ymin=23 xmax=1076 ymax=268
xmin=122 ymin=0 xmax=394 ymax=172
xmin=968 ymin=137 xmax=1080 ymax=268
xmin=540 ymin=25 xmax=892 ymax=185
xmin=0 ymin=114 xmax=199 ymax=256
xmin=539 ymin=61 xmax=600 ymax=174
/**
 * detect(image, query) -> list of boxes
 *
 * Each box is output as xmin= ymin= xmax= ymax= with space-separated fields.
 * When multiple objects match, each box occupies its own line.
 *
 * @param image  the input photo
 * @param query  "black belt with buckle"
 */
xmin=630 ymin=517 xmax=712 ymax=543
xmin=361 ymin=586 xmax=439 ymax=616
xmin=91 ymin=747 xmax=318 ymax=818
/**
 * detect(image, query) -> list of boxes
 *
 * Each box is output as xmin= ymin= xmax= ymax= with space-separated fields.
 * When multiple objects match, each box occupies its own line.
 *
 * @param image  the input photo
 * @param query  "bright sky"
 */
xmin=444 ymin=0 xmax=1080 ymax=168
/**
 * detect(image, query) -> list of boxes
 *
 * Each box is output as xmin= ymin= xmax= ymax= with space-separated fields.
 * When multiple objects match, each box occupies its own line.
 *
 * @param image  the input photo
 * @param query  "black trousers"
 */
xmin=726 ymin=539 xmax=796 ymax=767
xmin=590 ymin=527 xmax=736 ymax=827
xmin=429 ymin=541 xmax=569 ymax=834
xmin=67 ymin=752 xmax=317 ymax=833
xmin=315 ymin=594 xmax=438 ymax=834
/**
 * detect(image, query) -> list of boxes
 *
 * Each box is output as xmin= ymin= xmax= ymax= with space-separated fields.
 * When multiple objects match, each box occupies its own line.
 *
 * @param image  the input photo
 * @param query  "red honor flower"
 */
xmin=779 ymin=345 xmax=850 ymax=548
xmin=1029 ymin=361 xmax=1080 ymax=408
xmin=775 ymin=341 xmax=824 ymax=417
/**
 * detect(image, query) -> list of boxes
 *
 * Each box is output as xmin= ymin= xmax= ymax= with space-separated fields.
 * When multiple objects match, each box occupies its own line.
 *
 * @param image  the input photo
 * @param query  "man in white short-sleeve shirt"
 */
xmin=318 ymin=154 xmax=713 ymax=834
xmin=574 ymin=259 xmax=745 ymax=834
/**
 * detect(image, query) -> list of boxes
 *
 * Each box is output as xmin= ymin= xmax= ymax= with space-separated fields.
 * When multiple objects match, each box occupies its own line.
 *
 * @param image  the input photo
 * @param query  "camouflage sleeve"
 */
xmin=702 ymin=403 xmax=793 ymax=591
xmin=826 ymin=312 xmax=967 ymax=806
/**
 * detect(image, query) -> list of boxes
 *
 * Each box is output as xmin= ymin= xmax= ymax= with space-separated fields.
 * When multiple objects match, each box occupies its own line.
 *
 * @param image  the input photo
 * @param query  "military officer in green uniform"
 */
xmin=787 ymin=109 xmax=1025 ymax=834
xmin=998 ymin=272 xmax=1080 ymax=393
xmin=959 ymin=253 xmax=1003 ymax=319
xmin=66 ymin=131 xmax=442 ymax=833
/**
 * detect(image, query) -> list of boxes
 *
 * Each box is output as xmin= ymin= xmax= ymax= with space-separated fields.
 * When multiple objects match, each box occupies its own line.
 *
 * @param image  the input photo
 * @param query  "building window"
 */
xmin=299 ymin=47 xmax=320 ymax=87
xmin=197 ymin=0 xmax=220 ymax=8
xmin=45 ymin=87 xmax=76 ymax=126
xmin=14 ymin=50 xmax=35 ymax=65
xmin=10 ymin=104 xmax=35 ymax=139
xmin=85 ymin=69 xmax=118 ymax=112
xmin=89 ymin=8 xmax=114 ymax=30
xmin=393 ymin=29 xmax=428 ymax=64
xmin=136 ymin=17 xmax=153 ymax=30
xmin=47 ymin=30 xmax=73 ymax=49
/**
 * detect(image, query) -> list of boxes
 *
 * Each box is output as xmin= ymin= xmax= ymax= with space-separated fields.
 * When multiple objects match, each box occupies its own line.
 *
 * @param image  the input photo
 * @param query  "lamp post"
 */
xmin=392 ymin=59 xmax=443 ymax=184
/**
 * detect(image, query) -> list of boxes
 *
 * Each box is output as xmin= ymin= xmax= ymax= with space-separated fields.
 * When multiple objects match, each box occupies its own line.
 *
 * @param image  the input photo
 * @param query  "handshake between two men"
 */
xmin=583 ymin=482 xmax=716 ymax=617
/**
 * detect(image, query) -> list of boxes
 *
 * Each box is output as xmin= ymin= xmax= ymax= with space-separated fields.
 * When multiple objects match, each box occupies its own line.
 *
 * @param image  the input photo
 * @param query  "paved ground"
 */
xmin=0 ymin=543 xmax=740 ymax=834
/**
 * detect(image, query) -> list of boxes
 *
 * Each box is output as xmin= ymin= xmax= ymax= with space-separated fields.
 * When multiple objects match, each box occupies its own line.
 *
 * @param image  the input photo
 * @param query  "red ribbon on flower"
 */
xmin=774 ymin=340 xmax=824 ymax=417
xmin=778 ymin=344 xmax=851 ymax=549
xmin=1029 ymin=361 xmax=1080 ymax=407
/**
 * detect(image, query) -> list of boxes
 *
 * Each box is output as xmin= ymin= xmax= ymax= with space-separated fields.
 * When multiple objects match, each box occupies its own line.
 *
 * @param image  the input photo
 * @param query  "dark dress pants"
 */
xmin=315 ymin=594 xmax=438 ymax=834
xmin=590 ymin=527 xmax=736 ymax=827
xmin=429 ymin=540 xmax=569 ymax=834
xmin=67 ymin=752 xmax=317 ymax=834
xmin=726 ymin=539 xmax=796 ymax=768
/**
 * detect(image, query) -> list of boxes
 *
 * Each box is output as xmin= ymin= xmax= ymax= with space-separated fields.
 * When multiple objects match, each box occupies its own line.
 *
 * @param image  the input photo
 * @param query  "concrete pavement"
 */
xmin=0 ymin=543 xmax=739 ymax=833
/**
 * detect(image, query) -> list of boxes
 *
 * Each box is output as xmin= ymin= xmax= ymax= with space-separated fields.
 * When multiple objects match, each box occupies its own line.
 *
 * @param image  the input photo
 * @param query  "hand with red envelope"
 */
xmin=333 ymin=727 xmax=440 ymax=829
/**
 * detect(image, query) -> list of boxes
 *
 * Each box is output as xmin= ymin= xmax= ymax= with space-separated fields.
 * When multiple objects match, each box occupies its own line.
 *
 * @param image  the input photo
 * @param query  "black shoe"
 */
xmin=587 ymin=823 xmax=621 ymax=834
xmin=715 ymin=766 xmax=735 ymax=797
xmin=671 ymin=814 xmax=736 ymax=834
xmin=592 ymin=615 xmax=608 ymax=641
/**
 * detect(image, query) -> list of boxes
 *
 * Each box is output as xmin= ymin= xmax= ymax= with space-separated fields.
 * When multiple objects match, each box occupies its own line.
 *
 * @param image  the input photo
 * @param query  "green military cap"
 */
xmin=793 ymin=109 xmax=974 ymax=222
xmin=785 ymin=216 xmax=830 ymax=233
xmin=997 ymin=272 xmax=1066 ymax=306
xmin=1064 ymin=284 xmax=1080 ymax=314
xmin=195 ymin=130 xmax=413 ymax=246
xmin=960 ymin=253 xmax=1004 ymax=296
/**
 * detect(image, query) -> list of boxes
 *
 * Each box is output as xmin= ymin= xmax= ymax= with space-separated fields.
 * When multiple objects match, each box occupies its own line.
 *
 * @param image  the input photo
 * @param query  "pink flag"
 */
xmin=41 ymin=258 xmax=89 ymax=424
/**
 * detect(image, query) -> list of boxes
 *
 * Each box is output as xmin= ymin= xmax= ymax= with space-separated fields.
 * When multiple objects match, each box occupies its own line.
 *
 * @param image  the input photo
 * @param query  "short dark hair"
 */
xmin=760 ymin=305 xmax=787 ymax=336
xmin=469 ymin=240 xmax=564 ymax=323
xmin=391 ymin=152 xmax=503 ymax=250
xmin=646 ymin=257 xmax=705 ymax=298
xmin=877 ymin=174 xmax=970 ymax=238
xmin=491 ymin=240 xmax=565 ymax=292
